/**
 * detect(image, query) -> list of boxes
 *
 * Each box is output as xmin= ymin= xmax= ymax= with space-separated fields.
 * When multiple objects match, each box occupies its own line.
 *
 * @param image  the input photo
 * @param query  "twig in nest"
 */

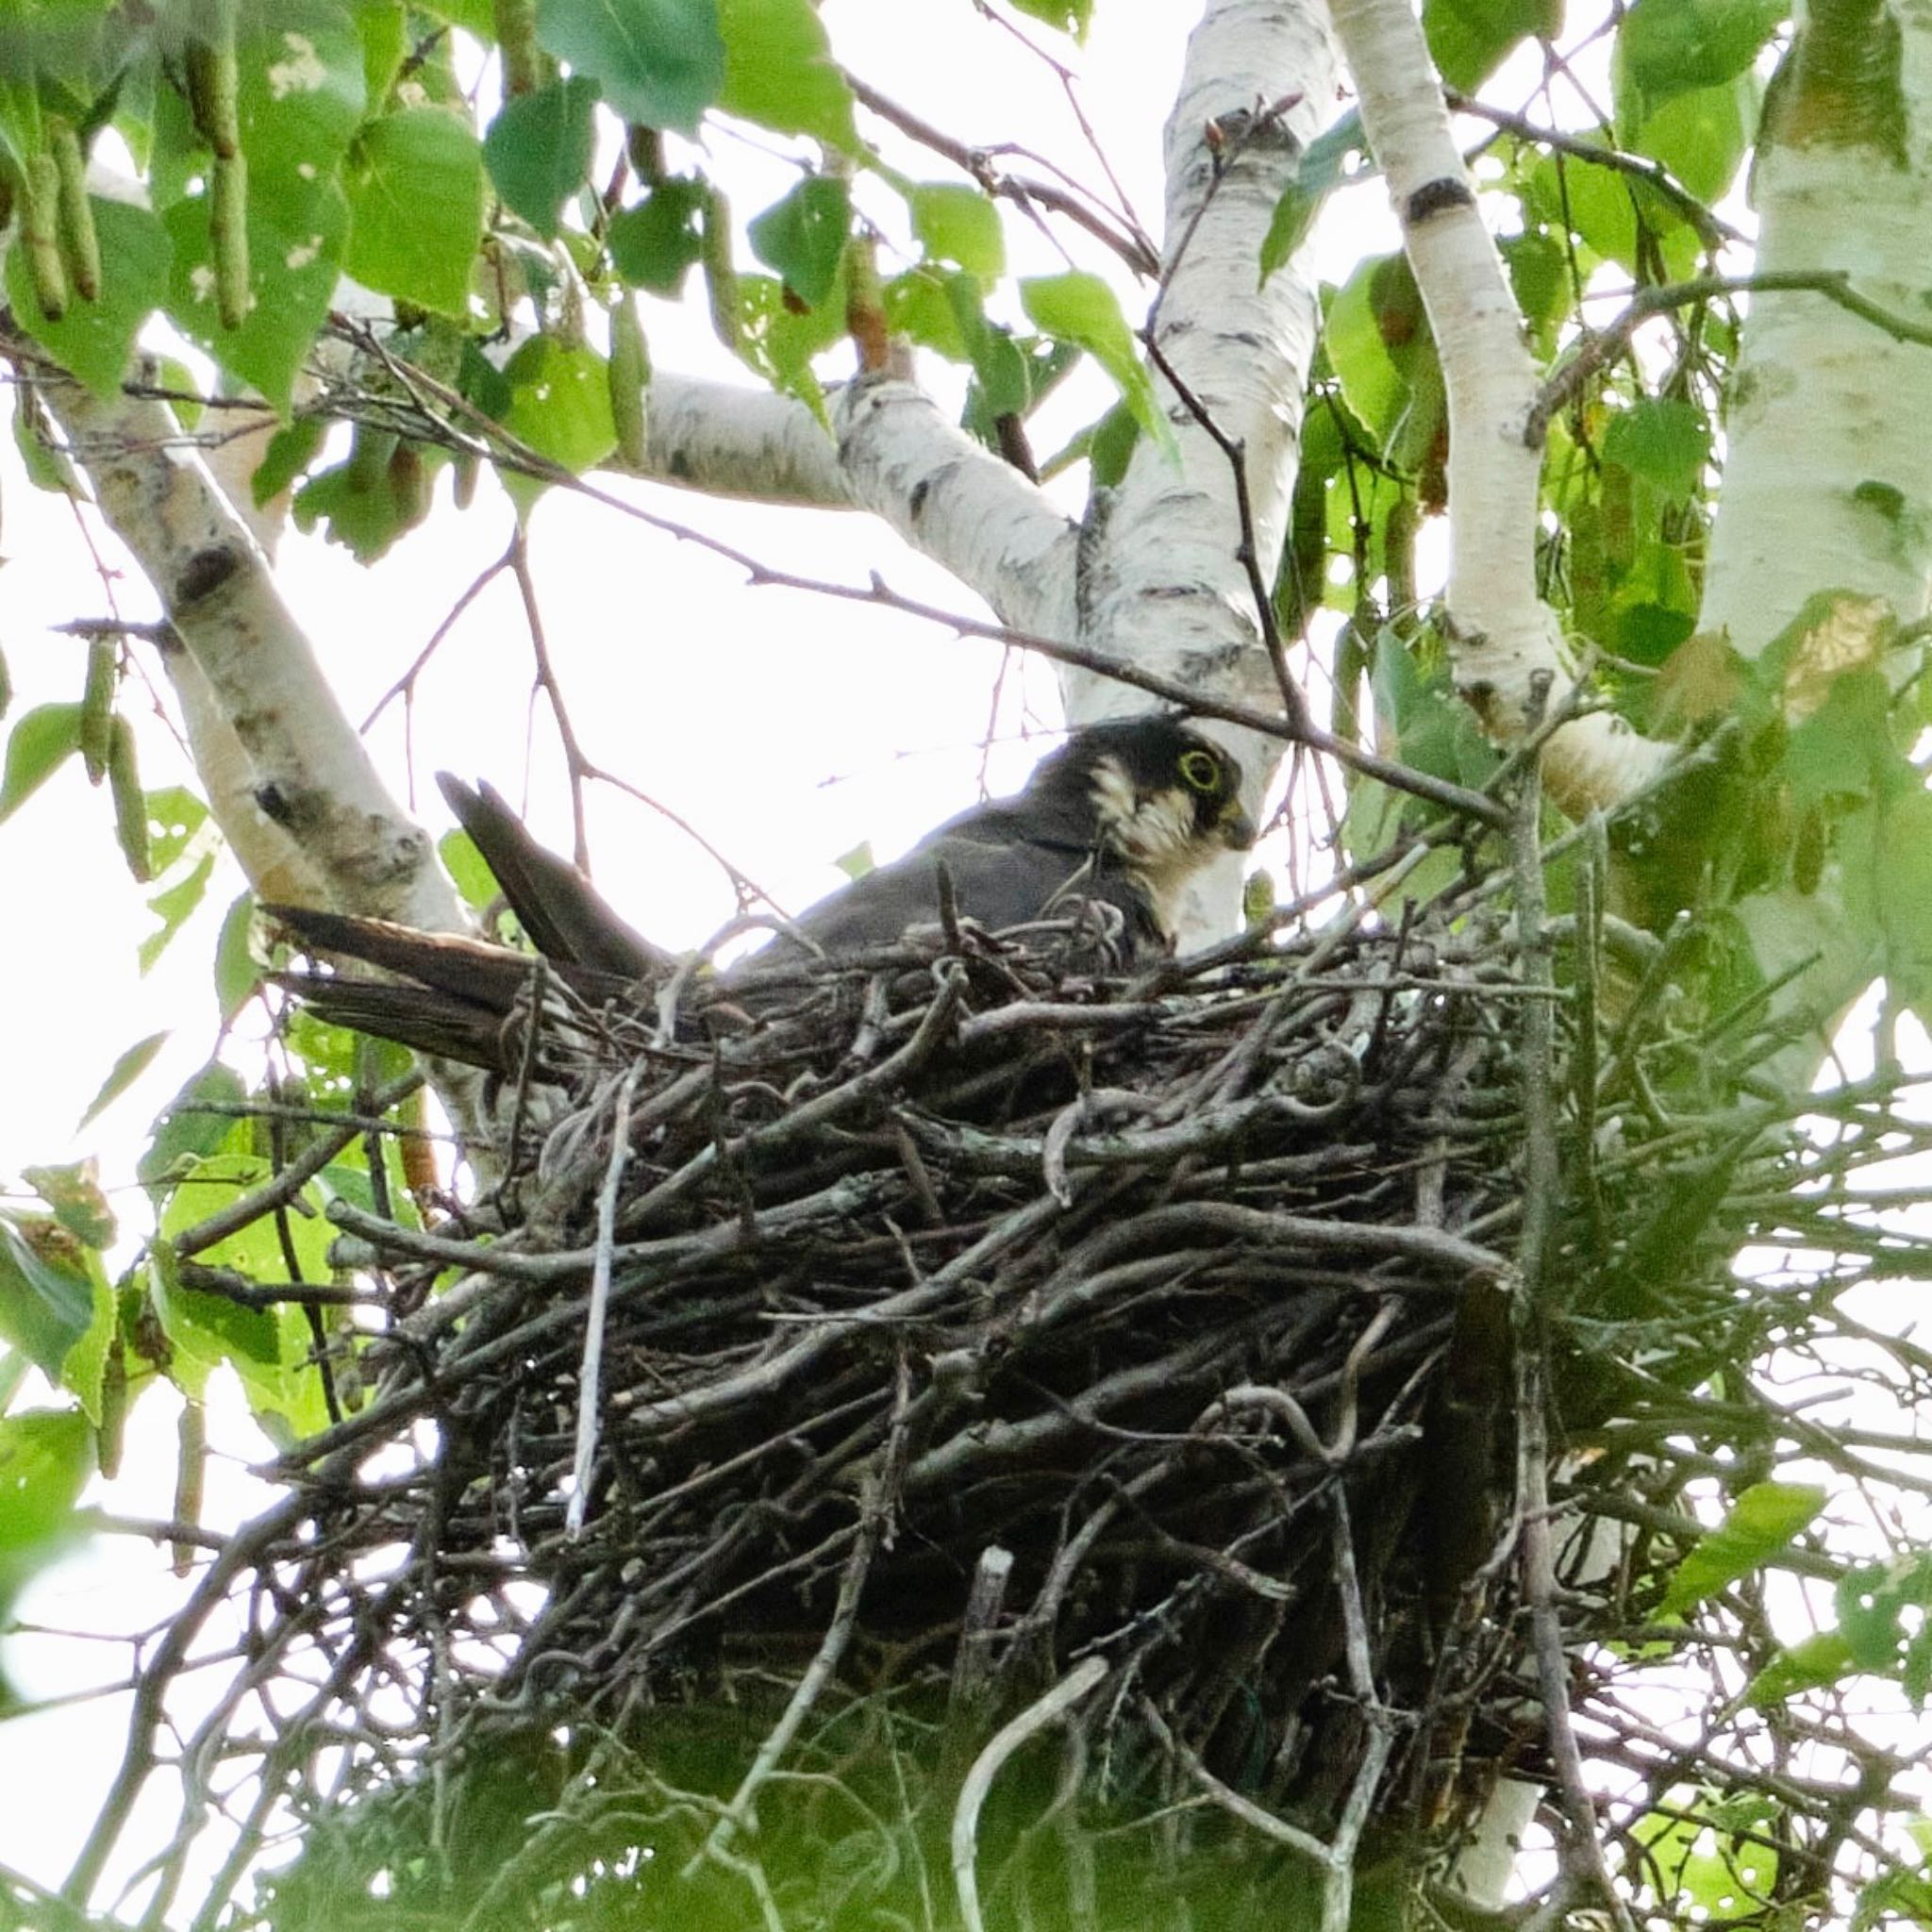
xmin=687 ymin=1407 xmax=904 ymax=1876
xmin=567 ymin=1062 xmax=644 ymax=1539
xmin=952 ymin=1656 xmax=1108 ymax=1932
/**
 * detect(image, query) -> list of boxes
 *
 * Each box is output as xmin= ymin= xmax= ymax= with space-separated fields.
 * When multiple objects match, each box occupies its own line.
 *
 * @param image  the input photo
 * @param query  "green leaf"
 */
xmin=140 ymin=851 xmax=215 ymax=974
xmin=9 ymin=391 xmax=84 ymax=494
xmin=0 ymin=703 xmax=82 ymax=821
xmin=1372 ymin=628 xmax=1499 ymax=789
xmin=155 ymin=1179 xmax=282 ymax=1371
xmin=140 ymin=1061 xmax=247 ymax=1194
xmin=1322 ymin=254 xmax=1445 ymax=473
xmin=0 ymin=1409 xmax=94 ymax=1557
xmin=834 ymin=840 xmax=874 ymax=882
xmin=161 ymin=1153 xmax=337 ymax=1291
xmin=344 ymin=108 xmax=484 ymax=315
xmin=1424 ymin=0 xmax=1562 ymax=91
xmin=942 ymin=272 xmax=1027 ymax=413
xmin=159 ymin=0 xmax=366 ymax=404
xmin=497 ymin=336 xmax=617 ymax=508
xmin=242 ymin=3 xmax=370 ymax=190
xmin=1500 ymin=228 xmax=1569 ymax=356
xmin=909 ymin=183 xmax=1004 ymax=278
xmin=1602 ymin=397 xmax=1711 ymax=502
xmin=440 ymin=827 xmax=501 ymax=913
xmin=608 ymin=176 xmax=706 ymax=291
xmin=5 ymin=197 xmax=173 ymax=398
xmin=214 ymin=890 xmax=260 ymax=1023
xmin=1624 ymin=74 xmax=1754 ymax=206
xmin=358 ymin=0 xmax=410 ymax=104
xmin=25 ymin=1161 xmax=116 ymax=1250
xmin=1006 ymin=0 xmax=1091 ymax=34
xmin=484 ymin=74 xmax=598 ymax=239
xmin=537 ymin=0 xmax=724 ymax=134
xmin=291 ymin=443 xmax=418 ymax=563
xmin=883 ymin=269 xmax=969 ymax=360
xmin=1744 ymin=1631 xmax=1855 ymax=1707
xmin=1260 ymin=109 xmax=1367 ymax=284
xmin=79 ymin=1029 xmax=171 ymax=1129
xmin=1857 ymin=787 xmax=1932 ymax=1022
xmin=1784 ymin=665 xmax=1890 ymax=814
xmin=1523 ymin=142 xmax=1640 ymax=273
xmin=155 ymin=1195 xmax=336 ymax=1441
xmin=165 ymin=180 xmax=350 ymax=413
xmin=734 ymin=268 xmax=842 ymax=404
xmin=155 ymin=355 xmax=208 ymax=431
xmin=1659 ymin=1481 xmax=1826 ymax=1614
xmin=747 ymin=174 xmax=850 ymax=308
xmin=0 ymin=1218 xmax=95 ymax=1384
xmin=253 ymin=416 xmax=327 ymax=507
xmin=1089 ymin=398 xmax=1139 ymax=489
xmin=1020 ymin=271 xmax=1176 ymax=462
xmin=717 ymin=0 xmax=857 ymax=149
xmin=1620 ymin=0 xmax=1784 ymax=108
xmin=1836 ymin=1554 xmax=1932 ymax=1680
xmin=144 ymin=786 xmax=210 ymax=876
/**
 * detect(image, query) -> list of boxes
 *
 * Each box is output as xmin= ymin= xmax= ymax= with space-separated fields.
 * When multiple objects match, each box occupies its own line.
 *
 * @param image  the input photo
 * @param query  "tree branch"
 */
xmin=830 ymin=377 xmax=1079 ymax=641
xmin=1328 ymin=0 xmax=1673 ymax=816
xmin=20 ymin=355 xmax=462 ymax=932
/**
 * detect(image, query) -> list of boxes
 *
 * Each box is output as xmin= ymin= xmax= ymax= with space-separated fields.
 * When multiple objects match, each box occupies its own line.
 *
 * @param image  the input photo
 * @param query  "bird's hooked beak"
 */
xmin=1219 ymin=799 xmax=1259 ymax=851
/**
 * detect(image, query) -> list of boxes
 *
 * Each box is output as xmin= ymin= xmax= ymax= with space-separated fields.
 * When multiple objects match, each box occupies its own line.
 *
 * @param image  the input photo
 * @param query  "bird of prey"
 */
xmin=272 ymin=714 xmax=1255 ymax=1073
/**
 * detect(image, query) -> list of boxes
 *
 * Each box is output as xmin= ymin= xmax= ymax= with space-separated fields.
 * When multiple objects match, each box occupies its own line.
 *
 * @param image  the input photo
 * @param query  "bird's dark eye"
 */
xmin=1178 ymin=748 xmax=1221 ymax=793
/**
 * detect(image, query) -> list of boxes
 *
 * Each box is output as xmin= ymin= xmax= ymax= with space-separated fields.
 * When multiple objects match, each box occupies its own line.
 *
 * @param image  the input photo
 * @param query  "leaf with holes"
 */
xmin=747 ymin=175 xmax=850 ymax=309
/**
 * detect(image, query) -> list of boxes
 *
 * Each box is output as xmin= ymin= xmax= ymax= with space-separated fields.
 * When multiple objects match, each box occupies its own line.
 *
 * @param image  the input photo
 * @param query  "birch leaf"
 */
xmin=718 ymin=0 xmax=857 ymax=149
xmin=344 ymin=108 xmax=485 ymax=316
xmin=538 ymin=0 xmax=724 ymax=134
xmin=1659 ymin=1482 xmax=1826 ymax=1614
xmin=747 ymin=175 xmax=850 ymax=309
xmin=1020 ymin=272 xmax=1175 ymax=461
xmin=484 ymin=75 xmax=598 ymax=239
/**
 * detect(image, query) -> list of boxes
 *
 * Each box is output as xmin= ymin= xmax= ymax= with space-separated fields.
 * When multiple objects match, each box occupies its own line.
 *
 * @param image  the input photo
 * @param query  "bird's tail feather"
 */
xmin=437 ymin=774 xmax=671 ymax=978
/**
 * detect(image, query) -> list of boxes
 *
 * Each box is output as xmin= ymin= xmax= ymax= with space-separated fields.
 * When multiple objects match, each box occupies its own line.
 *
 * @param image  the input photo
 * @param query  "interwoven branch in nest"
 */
xmin=71 ymin=884 xmax=1932 ymax=1932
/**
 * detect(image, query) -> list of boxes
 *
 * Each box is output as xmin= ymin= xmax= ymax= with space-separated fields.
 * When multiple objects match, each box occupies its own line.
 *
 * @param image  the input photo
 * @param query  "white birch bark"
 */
xmin=630 ymin=372 xmax=858 ymax=508
xmin=1701 ymin=7 xmax=1932 ymax=1049
xmin=1701 ymin=12 xmax=1932 ymax=653
xmin=830 ymin=378 xmax=1077 ymax=638
xmin=1074 ymin=0 xmax=1335 ymax=726
xmin=42 ymin=375 xmax=461 ymax=935
xmin=1329 ymin=0 xmax=1672 ymax=816
xmin=1069 ymin=0 xmax=1341 ymax=933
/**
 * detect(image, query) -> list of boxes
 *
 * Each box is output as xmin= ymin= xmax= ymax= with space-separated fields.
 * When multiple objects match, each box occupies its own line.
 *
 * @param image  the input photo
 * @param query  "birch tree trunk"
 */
xmin=1699 ymin=1 xmax=1932 ymax=1045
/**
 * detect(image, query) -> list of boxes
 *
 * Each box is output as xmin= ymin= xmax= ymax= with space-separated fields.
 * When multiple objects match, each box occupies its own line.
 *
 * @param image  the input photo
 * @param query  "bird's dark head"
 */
xmin=1034 ymin=715 xmax=1257 ymax=932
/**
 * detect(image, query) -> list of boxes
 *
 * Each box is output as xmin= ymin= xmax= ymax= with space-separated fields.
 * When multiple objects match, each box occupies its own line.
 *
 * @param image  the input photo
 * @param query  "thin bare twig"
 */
xmin=845 ymin=73 xmax=1158 ymax=277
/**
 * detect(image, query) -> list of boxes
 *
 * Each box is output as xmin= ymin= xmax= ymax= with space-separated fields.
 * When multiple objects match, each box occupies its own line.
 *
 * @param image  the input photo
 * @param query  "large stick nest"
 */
xmin=123 ymin=862 xmax=1932 ymax=1931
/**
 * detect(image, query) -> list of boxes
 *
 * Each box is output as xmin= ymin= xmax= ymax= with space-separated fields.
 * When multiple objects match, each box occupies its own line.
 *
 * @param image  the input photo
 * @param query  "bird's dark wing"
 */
xmin=768 ymin=805 xmax=1161 ymax=962
xmin=438 ymin=774 xmax=672 ymax=978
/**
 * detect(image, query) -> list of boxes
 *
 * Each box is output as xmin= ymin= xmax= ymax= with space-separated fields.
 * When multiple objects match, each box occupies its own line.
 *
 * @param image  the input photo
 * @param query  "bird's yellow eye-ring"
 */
xmin=1178 ymin=748 xmax=1222 ymax=793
